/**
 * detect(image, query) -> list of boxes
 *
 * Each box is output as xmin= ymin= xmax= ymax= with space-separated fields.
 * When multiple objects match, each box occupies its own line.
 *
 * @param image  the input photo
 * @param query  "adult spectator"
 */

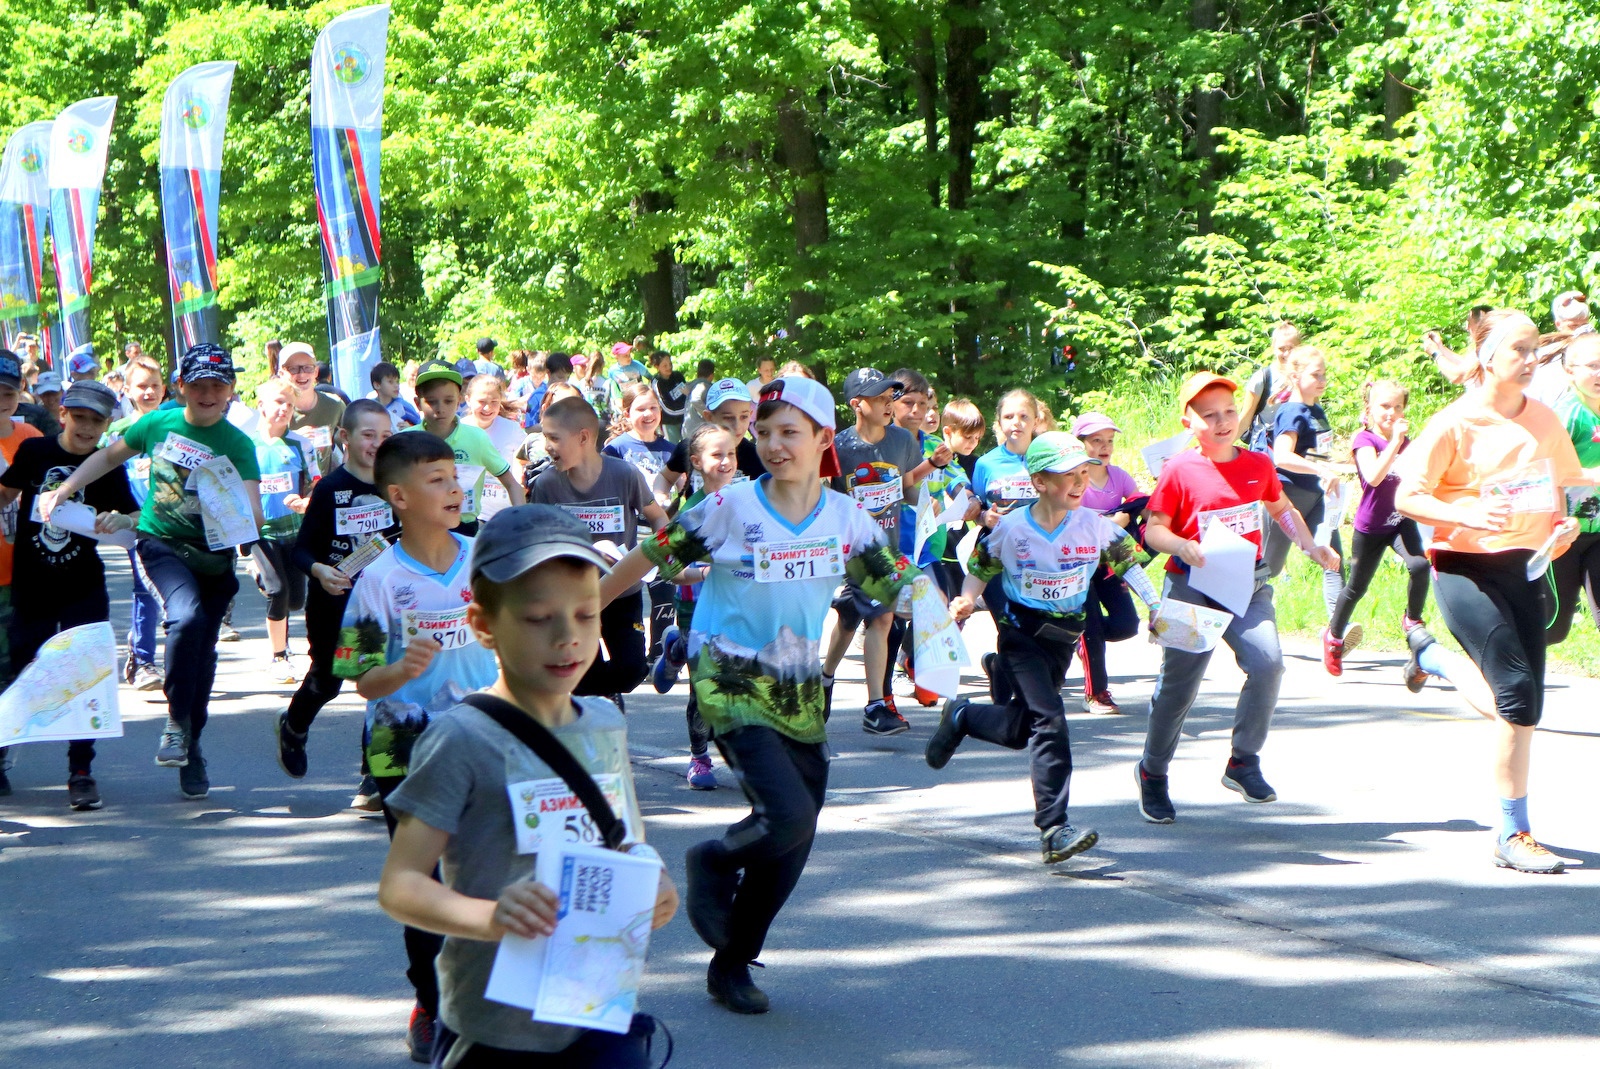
xmin=279 ymin=343 xmax=345 ymax=475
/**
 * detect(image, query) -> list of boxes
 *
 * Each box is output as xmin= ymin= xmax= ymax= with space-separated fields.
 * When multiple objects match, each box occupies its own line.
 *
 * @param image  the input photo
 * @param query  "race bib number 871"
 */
xmin=754 ymin=535 xmax=844 ymax=583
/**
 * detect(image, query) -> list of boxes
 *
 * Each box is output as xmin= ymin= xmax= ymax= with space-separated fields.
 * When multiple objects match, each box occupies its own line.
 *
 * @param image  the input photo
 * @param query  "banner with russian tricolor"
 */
xmin=311 ymin=3 xmax=389 ymax=398
xmin=160 ymin=61 xmax=236 ymax=357
xmin=47 ymin=96 xmax=117 ymax=355
xmin=0 ymin=123 xmax=53 ymax=352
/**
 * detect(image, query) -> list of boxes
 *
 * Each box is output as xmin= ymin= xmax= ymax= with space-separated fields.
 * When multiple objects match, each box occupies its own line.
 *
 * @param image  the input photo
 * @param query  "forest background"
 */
xmin=9 ymin=0 xmax=1600 ymax=667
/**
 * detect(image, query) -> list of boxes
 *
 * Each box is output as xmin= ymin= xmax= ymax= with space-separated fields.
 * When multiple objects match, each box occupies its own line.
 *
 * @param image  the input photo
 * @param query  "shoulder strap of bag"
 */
xmin=461 ymin=693 xmax=626 ymax=850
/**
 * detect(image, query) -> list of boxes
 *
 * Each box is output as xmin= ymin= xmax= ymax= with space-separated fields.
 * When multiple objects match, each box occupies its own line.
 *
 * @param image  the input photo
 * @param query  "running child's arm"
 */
xmin=1272 ymin=430 xmax=1333 ymax=479
xmin=1421 ymin=331 xmax=1472 ymax=386
xmin=948 ymin=531 xmax=1004 ymax=622
xmin=243 ymin=480 xmax=267 ymax=532
xmin=1143 ymin=511 xmax=1205 ymax=568
xmin=1352 ymin=427 xmax=1408 ymax=487
xmin=1098 ymin=523 xmax=1158 ymax=608
xmin=350 ymin=639 xmax=439 ymax=700
xmin=641 ymin=501 xmax=669 ymax=531
xmin=907 ymin=440 xmax=954 ymax=485
xmin=494 ymin=467 xmax=526 ymax=507
xmin=380 ymin=814 xmax=560 ymax=941
xmin=599 ymin=545 xmax=660 ymax=605
xmin=38 ymin=439 xmax=135 ymax=519
xmin=1263 ymin=494 xmax=1340 ymax=570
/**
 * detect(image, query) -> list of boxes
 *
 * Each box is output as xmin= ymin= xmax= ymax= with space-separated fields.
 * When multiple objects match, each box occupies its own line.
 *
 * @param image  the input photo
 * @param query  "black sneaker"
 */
xmin=179 ymin=743 xmax=210 ymax=800
xmin=1221 ymin=755 xmax=1277 ymax=803
xmin=1135 ymin=762 xmax=1176 ymax=823
xmin=67 ymin=773 xmax=102 ymax=811
xmin=276 ymin=713 xmax=308 ymax=779
xmin=1403 ymin=625 xmax=1435 ymax=694
xmin=406 ymin=1003 xmax=435 ymax=1064
xmin=862 ymin=698 xmax=909 ymax=736
xmin=707 ymin=958 xmax=770 ymax=1015
xmin=0 ymin=766 xmax=10 ymax=798
xmin=1041 ymin=824 xmax=1098 ymax=864
xmin=684 ymin=841 xmax=738 ymax=951
xmin=925 ymin=698 xmax=968 ymax=770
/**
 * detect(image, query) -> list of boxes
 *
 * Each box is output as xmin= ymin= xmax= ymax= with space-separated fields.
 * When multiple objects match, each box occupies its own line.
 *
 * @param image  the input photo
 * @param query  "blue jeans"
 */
xmin=134 ymin=537 xmax=239 ymax=740
xmin=127 ymin=549 xmax=160 ymax=666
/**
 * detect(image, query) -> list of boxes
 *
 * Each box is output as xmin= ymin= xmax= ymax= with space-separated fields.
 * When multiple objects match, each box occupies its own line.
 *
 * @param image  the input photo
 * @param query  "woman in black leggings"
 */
xmin=1396 ymin=308 xmax=1583 ymax=875
xmin=1327 ymin=381 xmax=1431 ymax=665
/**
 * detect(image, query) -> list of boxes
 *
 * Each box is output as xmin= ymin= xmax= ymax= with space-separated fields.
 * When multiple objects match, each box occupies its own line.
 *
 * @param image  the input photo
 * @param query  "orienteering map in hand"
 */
xmin=0 ymin=622 xmax=123 ymax=745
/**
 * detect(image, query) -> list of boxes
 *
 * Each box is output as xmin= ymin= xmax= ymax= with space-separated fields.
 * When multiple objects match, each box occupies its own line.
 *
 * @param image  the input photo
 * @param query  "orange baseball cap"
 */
xmin=1176 ymin=371 xmax=1238 ymax=415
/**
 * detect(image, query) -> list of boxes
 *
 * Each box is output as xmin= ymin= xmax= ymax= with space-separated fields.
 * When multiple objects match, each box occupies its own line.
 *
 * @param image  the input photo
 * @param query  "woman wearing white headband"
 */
xmin=1396 ymin=308 xmax=1586 ymax=874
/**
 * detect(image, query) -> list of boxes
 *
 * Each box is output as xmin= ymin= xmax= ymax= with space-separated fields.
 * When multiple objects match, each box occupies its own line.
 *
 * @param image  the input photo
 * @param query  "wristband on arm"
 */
xmin=1123 ymin=565 xmax=1159 ymax=608
xmin=1275 ymin=509 xmax=1302 ymax=543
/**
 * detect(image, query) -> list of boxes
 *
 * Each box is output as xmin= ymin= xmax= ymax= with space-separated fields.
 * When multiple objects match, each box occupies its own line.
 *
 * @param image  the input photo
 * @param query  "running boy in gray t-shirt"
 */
xmin=380 ymin=505 xmax=679 ymax=1064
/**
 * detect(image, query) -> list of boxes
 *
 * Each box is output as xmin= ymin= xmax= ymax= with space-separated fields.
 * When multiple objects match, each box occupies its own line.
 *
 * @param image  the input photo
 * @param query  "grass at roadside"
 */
xmin=1076 ymin=383 xmax=1600 ymax=678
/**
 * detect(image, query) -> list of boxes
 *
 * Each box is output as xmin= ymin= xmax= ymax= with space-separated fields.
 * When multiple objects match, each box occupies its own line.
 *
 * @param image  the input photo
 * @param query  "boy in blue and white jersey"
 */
xmin=928 ymin=432 xmax=1158 ymax=865
xmin=333 ymin=430 xmax=499 ymax=1054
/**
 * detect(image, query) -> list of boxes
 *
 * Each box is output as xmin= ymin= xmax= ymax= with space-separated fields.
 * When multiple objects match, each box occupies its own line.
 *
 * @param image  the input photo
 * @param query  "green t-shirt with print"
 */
xmin=1557 ymin=388 xmax=1600 ymax=532
xmin=121 ymin=408 xmax=262 ymax=547
xmin=403 ymin=420 xmax=511 ymax=523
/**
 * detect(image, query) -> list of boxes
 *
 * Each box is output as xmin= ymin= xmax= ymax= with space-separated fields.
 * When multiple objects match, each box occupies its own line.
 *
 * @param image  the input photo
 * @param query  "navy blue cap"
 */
xmin=469 ymin=505 xmax=612 ymax=584
xmin=180 ymin=343 xmax=236 ymax=385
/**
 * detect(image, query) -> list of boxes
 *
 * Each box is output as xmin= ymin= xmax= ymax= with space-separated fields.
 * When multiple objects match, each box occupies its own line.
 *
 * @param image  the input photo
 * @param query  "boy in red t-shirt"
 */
xmin=1135 ymin=373 xmax=1338 ymax=823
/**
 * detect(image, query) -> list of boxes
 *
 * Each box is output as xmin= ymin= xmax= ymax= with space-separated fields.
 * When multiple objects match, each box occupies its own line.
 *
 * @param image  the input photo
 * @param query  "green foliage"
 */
xmin=5 ymin=0 xmax=1600 ymax=422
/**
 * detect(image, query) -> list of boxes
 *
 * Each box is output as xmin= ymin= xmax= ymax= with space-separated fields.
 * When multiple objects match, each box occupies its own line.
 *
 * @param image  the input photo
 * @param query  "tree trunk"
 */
xmin=1191 ymin=0 xmax=1222 ymax=234
xmin=776 ymin=89 xmax=829 ymax=352
xmin=911 ymin=24 xmax=940 ymax=208
xmin=636 ymin=189 xmax=679 ymax=340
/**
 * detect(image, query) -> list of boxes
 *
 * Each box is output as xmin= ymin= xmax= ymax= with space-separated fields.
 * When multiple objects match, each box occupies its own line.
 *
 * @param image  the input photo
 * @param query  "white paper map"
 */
xmin=909 ymin=574 xmax=968 ymax=699
xmin=185 ymin=455 xmax=258 ymax=549
xmin=0 ymin=621 xmax=123 ymax=745
xmin=485 ymin=843 xmax=662 ymax=1034
xmin=1150 ymin=599 xmax=1232 ymax=654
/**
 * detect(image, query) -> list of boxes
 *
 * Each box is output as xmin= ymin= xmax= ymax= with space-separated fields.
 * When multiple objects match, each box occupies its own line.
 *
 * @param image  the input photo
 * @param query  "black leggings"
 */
xmin=1079 ymin=569 xmax=1139 ymax=695
xmin=1431 ymin=549 xmax=1548 ymax=727
xmin=284 ymin=588 xmax=347 ymax=734
xmin=1546 ymin=530 xmax=1600 ymax=645
xmin=958 ymin=622 xmax=1078 ymax=831
xmin=1328 ymin=520 xmax=1430 ymax=636
xmin=250 ymin=536 xmax=308 ymax=623
xmin=575 ymin=591 xmax=648 ymax=697
xmin=702 ymin=726 xmax=829 ymax=964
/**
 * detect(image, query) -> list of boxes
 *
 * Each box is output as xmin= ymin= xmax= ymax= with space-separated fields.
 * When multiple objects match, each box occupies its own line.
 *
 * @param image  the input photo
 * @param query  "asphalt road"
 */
xmin=3 ymin=553 xmax=1599 ymax=1067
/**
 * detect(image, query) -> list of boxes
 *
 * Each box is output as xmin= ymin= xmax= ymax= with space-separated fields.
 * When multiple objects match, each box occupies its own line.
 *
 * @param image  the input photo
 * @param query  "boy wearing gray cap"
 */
xmin=0 ymin=381 xmax=138 ymax=810
xmin=379 ymin=504 xmax=678 ymax=1065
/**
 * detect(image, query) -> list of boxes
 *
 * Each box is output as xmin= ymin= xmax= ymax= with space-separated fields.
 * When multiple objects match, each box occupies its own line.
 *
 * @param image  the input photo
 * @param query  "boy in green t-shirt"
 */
xmin=407 ymin=360 xmax=523 ymax=535
xmin=42 ymin=344 xmax=264 ymax=800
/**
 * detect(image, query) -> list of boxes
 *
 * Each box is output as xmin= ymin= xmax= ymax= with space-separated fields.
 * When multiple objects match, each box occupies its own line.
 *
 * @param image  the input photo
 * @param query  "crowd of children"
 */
xmin=3 ymin=306 xmax=1599 ymax=1063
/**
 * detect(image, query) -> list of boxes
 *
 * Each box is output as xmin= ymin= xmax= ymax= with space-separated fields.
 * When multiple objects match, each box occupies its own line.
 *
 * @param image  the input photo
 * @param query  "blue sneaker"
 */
xmin=652 ymin=626 xmax=685 ymax=693
xmin=687 ymin=754 xmax=717 ymax=790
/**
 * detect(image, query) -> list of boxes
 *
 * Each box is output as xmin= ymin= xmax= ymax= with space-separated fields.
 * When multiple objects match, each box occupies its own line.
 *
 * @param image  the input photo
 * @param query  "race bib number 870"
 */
xmin=403 ymin=606 xmax=475 ymax=650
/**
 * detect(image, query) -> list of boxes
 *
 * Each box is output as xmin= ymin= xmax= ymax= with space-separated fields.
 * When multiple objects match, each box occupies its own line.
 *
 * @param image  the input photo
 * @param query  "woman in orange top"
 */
xmin=1396 ymin=308 xmax=1583 ymax=874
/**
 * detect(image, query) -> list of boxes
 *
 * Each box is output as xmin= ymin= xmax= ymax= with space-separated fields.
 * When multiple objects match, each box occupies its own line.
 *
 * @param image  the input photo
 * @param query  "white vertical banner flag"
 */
xmin=47 ymin=96 xmax=117 ymax=355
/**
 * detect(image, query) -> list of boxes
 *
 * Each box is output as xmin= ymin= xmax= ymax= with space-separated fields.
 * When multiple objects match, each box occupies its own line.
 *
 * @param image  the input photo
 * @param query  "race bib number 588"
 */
xmin=507 ymin=774 xmax=634 ymax=855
